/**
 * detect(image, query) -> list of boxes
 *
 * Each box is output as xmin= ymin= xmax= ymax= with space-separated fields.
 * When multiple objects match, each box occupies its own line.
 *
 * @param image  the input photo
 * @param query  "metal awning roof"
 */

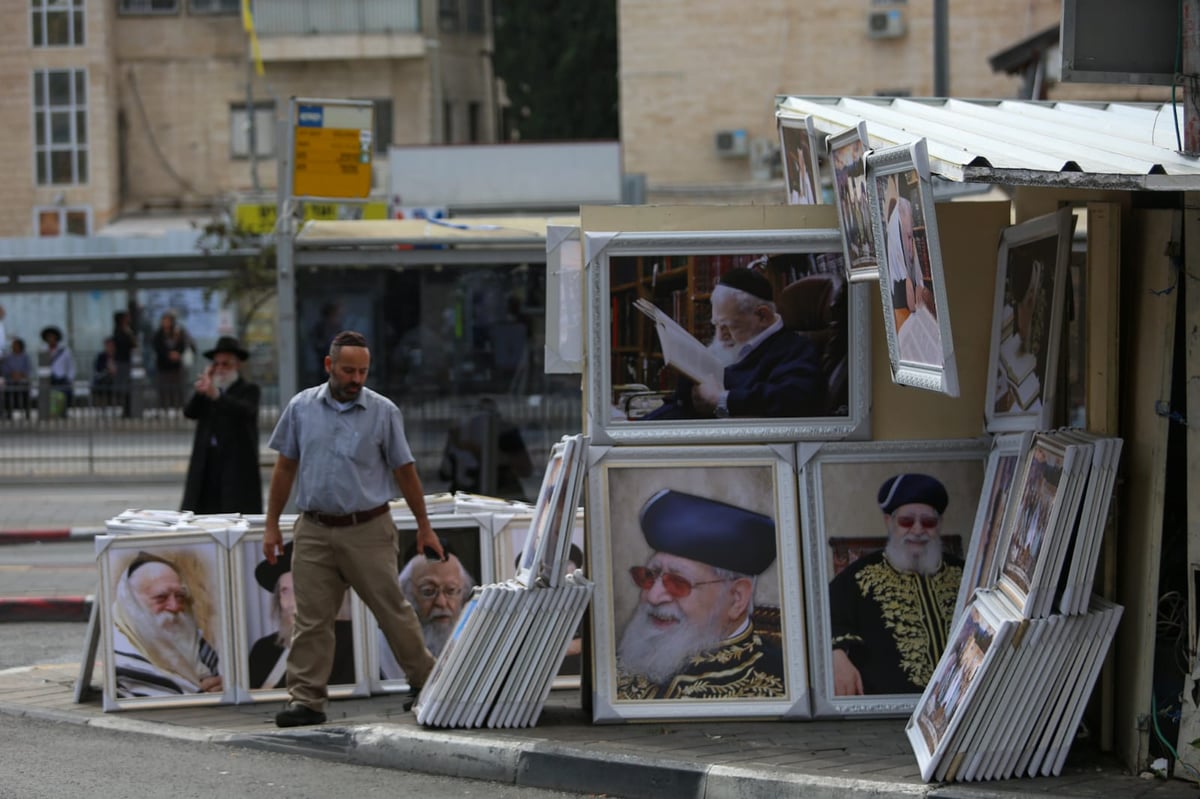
xmin=775 ymin=96 xmax=1200 ymax=190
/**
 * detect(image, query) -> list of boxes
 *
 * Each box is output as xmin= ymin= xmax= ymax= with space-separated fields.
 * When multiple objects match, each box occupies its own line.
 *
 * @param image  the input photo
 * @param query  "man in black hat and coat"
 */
xmin=181 ymin=336 xmax=262 ymax=514
xmin=616 ymin=489 xmax=785 ymax=701
xmin=643 ymin=267 xmax=826 ymax=420
xmin=829 ymin=473 xmax=963 ymax=696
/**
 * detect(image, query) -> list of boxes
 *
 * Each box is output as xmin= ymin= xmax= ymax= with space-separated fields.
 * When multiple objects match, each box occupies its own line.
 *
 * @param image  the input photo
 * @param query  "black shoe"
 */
xmin=403 ymin=687 xmax=421 ymax=712
xmin=275 ymin=701 xmax=326 ymax=728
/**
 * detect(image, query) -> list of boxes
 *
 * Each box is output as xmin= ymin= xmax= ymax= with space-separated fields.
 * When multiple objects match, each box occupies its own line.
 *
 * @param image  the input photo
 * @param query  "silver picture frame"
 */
xmin=827 ymin=122 xmax=879 ymax=284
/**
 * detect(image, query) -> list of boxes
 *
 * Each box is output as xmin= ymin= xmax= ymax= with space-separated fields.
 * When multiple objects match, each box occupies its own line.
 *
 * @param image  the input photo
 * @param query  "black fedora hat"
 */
xmin=40 ymin=325 xmax=64 ymax=344
xmin=203 ymin=335 xmax=249 ymax=361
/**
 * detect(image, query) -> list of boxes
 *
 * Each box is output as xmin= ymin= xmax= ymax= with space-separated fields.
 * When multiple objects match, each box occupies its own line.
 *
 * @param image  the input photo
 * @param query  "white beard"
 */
xmin=125 ymin=590 xmax=204 ymax=681
xmin=707 ymin=338 xmax=740 ymax=368
xmin=886 ymin=534 xmax=944 ymax=576
xmin=421 ymin=615 xmax=455 ymax=658
xmin=212 ymin=371 xmax=237 ymax=391
xmin=617 ymin=599 xmax=728 ymax=684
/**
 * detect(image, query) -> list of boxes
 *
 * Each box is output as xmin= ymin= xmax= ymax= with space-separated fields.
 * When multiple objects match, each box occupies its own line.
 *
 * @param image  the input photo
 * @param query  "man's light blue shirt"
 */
xmin=268 ymin=382 xmax=414 ymax=514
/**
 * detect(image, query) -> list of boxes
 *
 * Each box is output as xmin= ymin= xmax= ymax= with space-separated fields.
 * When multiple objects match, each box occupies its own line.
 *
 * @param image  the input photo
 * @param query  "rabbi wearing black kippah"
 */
xmin=643 ymin=267 xmax=826 ymax=420
xmin=616 ymin=489 xmax=785 ymax=700
xmin=828 ymin=473 xmax=963 ymax=696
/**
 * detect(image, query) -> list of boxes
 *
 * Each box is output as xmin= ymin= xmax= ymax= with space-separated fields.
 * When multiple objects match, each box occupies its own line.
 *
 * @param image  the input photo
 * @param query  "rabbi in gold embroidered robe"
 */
xmin=616 ymin=489 xmax=785 ymax=701
xmin=829 ymin=473 xmax=963 ymax=695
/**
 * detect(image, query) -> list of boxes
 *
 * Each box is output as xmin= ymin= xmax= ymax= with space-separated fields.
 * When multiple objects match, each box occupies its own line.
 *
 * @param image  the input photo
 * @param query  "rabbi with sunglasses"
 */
xmin=829 ymin=473 xmax=962 ymax=696
xmin=616 ymin=489 xmax=784 ymax=701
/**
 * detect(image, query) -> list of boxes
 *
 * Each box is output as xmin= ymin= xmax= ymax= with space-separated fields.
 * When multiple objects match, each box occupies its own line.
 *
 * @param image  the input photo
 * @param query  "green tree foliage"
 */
xmin=492 ymin=0 xmax=618 ymax=141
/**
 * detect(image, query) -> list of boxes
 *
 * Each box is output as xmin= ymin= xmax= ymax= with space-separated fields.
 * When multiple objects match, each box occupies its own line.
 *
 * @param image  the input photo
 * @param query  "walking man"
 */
xmin=263 ymin=330 xmax=444 ymax=727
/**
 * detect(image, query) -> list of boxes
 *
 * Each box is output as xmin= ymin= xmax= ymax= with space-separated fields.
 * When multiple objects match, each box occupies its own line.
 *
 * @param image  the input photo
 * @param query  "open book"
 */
xmin=632 ymin=298 xmax=724 ymax=387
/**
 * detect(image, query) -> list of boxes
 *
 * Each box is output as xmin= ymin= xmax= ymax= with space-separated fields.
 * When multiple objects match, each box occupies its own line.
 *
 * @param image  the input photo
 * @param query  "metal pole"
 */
xmin=247 ymin=56 xmax=260 ymax=192
xmin=276 ymin=108 xmax=298 ymax=401
xmin=933 ymin=0 xmax=949 ymax=97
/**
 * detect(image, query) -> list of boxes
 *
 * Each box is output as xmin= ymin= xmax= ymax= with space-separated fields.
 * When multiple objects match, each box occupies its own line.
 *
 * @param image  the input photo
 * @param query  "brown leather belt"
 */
xmin=303 ymin=503 xmax=390 ymax=528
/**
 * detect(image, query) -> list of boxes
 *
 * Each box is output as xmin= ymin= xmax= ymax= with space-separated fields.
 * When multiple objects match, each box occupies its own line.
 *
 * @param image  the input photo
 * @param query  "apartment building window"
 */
xmin=118 ymin=0 xmax=179 ymax=14
xmin=439 ymin=0 xmax=459 ymax=32
xmin=32 ymin=0 xmax=85 ymax=47
xmin=33 ymin=69 xmax=88 ymax=185
xmin=467 ymin=101 xmax=481 ymax=143
xmin=190 ymin=0 xmax=239 ymax=13
xmin=372 ymin=99 xmax=393 ymax=154
xmin=35 ymin=206 xmax=90 ymax=236
xmin=230 ymin=102 xmax=275 ymax=159
xmin=464 ymin=0 xmax=484 ymax=33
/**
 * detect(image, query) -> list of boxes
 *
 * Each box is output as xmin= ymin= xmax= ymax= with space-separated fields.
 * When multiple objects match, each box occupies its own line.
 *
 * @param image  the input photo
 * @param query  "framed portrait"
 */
xmin=96 ymin=529 xmax=238 ymax=711
xmin=778 ymin=114 xmax=823 ymax=205
xmin=906 ymin=591 xmax=1015 ymax=782
xmin=865 ymin=138 xmax=959 ymax=397
xmin=229 ymin=526 xmax=369 ymax=702
xmin=364 ymin=514 xmax=490 ymax=694
xmin=798 ymin=439 xmax=987 ymax=718
xmin=585 ymin=228 xmax=870 ymax=445
xmin=828 ymin=122 xmax=879 ymax=283
xmin=587 ymin=444 xmax=809 ymax=722
xmin=517 ymin=434 xmax=588 ymax=588
xmin=995 ymin=433 xmax=1091 ymax=618
xmin=984 ymin=208 xmax=1076 ymax=432
xmin=954 ymin=431 xmax=1034 ymax=620
xmin=544 ymin=223 xmax=585 ymax=374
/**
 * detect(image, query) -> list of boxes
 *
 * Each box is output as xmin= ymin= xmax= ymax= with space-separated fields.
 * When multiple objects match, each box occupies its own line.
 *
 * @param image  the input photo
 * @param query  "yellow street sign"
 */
xmin=235 ymin=201 xmax=389 ymax=233
xmin=292 ymin=101 xmax=374 ymax=199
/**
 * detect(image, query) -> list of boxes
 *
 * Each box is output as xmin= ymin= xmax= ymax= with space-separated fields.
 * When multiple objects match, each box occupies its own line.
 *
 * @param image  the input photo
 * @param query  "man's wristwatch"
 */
xmin=714 ymin=392 xmax=731 ymax=418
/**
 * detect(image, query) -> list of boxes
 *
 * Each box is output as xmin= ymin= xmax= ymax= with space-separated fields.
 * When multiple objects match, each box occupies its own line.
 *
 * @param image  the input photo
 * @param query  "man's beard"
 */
xmin=212 ymin=371 xmax=237 ymax=391
xmin=886 ymin=534 xmax=944 ymax=576
xmin=616 ymin=599 xmax=729 ymax=685
xmin=707 ymin=338 xmax=740 ymax=368
xmin=421 ymin=613 xmax=455 ymax=658
xmin=123 ymin=590 xmax=204 ymax=682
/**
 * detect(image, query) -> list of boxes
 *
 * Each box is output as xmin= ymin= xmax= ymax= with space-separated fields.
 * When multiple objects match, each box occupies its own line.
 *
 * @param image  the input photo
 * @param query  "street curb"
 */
xmin=0 ymin=527 xmax=103 ymax=545
xmin=0 ymin=596 xmax=92 ymax=622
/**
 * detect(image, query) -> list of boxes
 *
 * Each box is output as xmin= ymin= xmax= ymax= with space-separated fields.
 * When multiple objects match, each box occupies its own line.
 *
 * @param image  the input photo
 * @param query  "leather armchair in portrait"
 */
xmin=777 ymin=272 xmax=850 ymax=416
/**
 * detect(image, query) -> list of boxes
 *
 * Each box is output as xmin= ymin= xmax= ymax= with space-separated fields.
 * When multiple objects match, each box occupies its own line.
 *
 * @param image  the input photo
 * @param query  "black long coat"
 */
xmin=181 ymin=377 xmax=263 ymax=514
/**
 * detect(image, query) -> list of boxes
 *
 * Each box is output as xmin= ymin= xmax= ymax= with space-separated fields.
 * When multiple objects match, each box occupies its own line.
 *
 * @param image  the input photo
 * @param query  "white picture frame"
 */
xmin=587 ymin=443 xmax=810 ymax=722
xmin=778 ymin=114 xmax=823 ymax=205
xmin=984 ymin=208 xmax=1076 ymax=432
xmin=585 ymin=227 xmax=871 ymax=445
xmin=865 ymin=138 xmax=960 ymax=397
xmin=827 ymin=122 xmax=879 ymax=283
xmin=544 ymin=223 xmax=585 ymax=373
xmin=798 ymin=439 xmax=987 ymax=718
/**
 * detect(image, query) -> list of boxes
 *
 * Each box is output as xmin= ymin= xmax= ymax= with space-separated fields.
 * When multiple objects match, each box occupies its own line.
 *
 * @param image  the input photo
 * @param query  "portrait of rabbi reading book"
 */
xmin=641 ymin=267 xmax=830 ymax=420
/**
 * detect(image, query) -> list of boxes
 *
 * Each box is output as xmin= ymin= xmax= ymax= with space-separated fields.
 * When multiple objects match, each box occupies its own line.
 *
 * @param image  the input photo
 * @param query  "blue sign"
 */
xmin=297 ymin=105 xmax=324 ymax=127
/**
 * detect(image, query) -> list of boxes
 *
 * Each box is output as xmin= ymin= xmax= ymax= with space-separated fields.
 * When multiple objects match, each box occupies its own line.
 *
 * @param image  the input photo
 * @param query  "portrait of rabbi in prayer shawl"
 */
xmin=110 ymin=551 xmax=223 ymax=698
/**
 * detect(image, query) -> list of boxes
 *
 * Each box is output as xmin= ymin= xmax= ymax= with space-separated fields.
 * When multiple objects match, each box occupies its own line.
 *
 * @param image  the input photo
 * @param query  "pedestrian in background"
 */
xmin=152 ymin=311 xmax=195 ymax=412
xmin=112 ymin=310 xmax=138 ymax=418
xmin=262 ymin=330 xmax=444 ymax=728
xmin=41 ymin=325 xmax=75 ymax=418
xmin=181 ymin=336 xmax=262 ymax=515
xmin=1 ymin=336 xmax=32 ymax=419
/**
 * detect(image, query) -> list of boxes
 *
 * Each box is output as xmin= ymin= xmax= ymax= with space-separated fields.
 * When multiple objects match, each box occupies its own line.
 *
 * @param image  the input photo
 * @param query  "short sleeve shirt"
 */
xmin=268 ymin=383 xmax=414 ymax=514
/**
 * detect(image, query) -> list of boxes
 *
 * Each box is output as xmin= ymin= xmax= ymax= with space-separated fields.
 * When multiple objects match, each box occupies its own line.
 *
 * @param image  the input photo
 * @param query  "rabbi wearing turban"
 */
xmin=829 ymin=473 xmax=962 ymax=696
xmin=616 ymin=489 xmax=785 ymax=700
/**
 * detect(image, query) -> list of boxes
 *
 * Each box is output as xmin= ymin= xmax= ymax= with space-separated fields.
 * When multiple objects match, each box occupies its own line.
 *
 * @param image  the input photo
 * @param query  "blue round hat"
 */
xmin=638 ymin=489 xmax=776 ymax=576
xmin=877 ymin=473 xmax=949 ymax=515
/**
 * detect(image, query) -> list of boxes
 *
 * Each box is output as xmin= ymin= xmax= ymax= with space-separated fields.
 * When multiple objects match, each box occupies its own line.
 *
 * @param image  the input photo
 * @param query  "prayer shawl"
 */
xmin=111 ymin=589 xmax=220 ymax=697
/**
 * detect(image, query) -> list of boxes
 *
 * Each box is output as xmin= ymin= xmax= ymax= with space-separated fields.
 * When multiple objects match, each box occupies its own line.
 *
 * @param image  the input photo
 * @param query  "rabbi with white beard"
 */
xmin=181 ymin=335 xmax=262 ymax=515
xmin=378 ymin=548 xmax=476 ymax=681
xmin=111 ymin=553 xmax=222 ymax=697
xmin=616 ymin=489 xmax=785 ymax=701
xmin=829 ymin=473 xmax=962 ymax=696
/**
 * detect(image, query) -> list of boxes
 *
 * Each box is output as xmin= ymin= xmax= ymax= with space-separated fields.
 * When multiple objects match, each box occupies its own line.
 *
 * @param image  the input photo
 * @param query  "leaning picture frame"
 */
xmin=229 ymin=525 xmax=370 ymax=702
xmin=365 ymin=514 xmax=490 ymax=694
xmin=798 ymin=439 xmax=987 ymax=719
xmin=778 ymin=114 xmax=823 ymax=205
xmin=96 ymin=529 xmax=238 ymax=711
xmin=828 ymin=122 xmax=879 ymax=284
xmin=585 ymin=227 xmax=870 ymax=445
xmin=865 ymin=138 xmax=959 ymax=397
xmin=984 ymin=208 xmax=1076 ymax=432
xmin=587 ymin=443 xmax=809 ymax=722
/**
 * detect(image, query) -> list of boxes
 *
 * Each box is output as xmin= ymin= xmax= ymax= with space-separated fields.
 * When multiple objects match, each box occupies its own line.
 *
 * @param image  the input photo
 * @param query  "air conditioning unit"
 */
xmin=749 ymin=137 xmax=782 ymax=181
xmin=714 ymin=129 xmax=749 ymax=158
xmin=867 ymin=9 xmax=906 ymax=39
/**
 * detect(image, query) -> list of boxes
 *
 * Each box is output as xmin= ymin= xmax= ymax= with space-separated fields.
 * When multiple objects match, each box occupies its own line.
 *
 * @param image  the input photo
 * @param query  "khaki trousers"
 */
xmin=287 ymin=512 xmax=434 ymax=712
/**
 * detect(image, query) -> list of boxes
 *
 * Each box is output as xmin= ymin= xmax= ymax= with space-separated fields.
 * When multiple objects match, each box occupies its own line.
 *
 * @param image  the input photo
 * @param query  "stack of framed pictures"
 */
xmin=908 ymin=589 xmax=1122 ymax=781
xmin=413 ymin=434 xmax=594 ymax=728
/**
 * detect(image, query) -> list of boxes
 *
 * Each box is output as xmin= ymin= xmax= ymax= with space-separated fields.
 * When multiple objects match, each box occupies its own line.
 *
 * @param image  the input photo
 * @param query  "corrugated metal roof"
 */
xmin=775 ymin=96 xmax=1200 ymax=190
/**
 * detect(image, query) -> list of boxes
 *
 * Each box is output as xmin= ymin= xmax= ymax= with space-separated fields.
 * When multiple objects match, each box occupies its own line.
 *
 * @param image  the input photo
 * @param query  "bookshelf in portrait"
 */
xmin=584 ymin=225 xmax=871 ymax=446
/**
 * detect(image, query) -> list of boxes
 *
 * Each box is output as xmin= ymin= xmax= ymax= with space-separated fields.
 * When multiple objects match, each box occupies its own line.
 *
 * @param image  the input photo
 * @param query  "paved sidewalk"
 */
xmin=0 ymin=480 xmax=1196 ymax=797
